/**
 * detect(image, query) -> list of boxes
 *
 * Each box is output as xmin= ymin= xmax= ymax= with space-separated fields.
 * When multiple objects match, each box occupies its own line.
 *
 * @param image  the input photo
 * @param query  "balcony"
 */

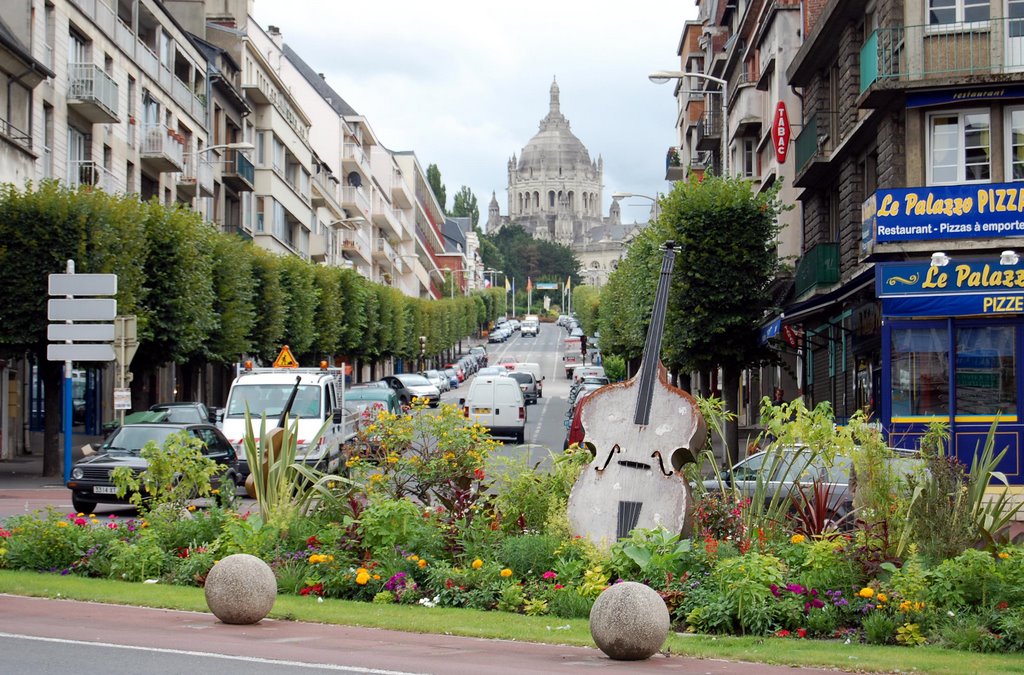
xmin=67 ymin=63 xmax=119 ymax=123
xmin=68 ymin=160 xmax=119 ymax=193
xmin=665 ymin=147 xmax=685 ymax=181
xmin=794 ymin=242 xmax=840 ymax=298
xmin=696 ymin=110 xmax=721 ymax=151
xmin=374 ymin=234 xmax=397 ymax=263
xmin=0 ymin=116 xmax=32 ymax=153
xmin=793 ymin=109 xmax=839 ymax=187
xmin=342 ymin=142 xmax=370 ymax=174
xmin=176 ymin=157 xmax=214 ymax=199
xmin=140 ymin=123 xmax=184 ymax=173
xmin=862 ymin=17 xmax=1024 ymax=103
xmin=341 ymin=185 xmax=371 ymax=219
xmin=340 ymin=227 xmax=372 ymax=264
xmin=222 ymin=149 xmax=254 ymax=192
xmin=312 ymin=169 xmax=341 ymax=214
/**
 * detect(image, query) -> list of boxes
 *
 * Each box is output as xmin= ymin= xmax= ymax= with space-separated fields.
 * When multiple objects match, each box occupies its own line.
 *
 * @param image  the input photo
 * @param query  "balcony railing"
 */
xmin=862 ymin=16 xmax=1024 ymax=93
xmin=341 ymin=227 xmax=372 ymax=262
xmin=0 ymin=116 xmax=32 ymax=153
xmin=222 ymin=149 xmax=254 ymax=191
xmin=343 ymin=143 xmax=370 ymax=173
xmin=67 ymin=63 xmax=119 ymax=123
xmin=793 ymin=109 xmax=839 ymax=173
xmin=795 ymin=242 xmax=840 ymax=297
xmin=375 ymin=235 xmax=396 ymax=261
xmin=696 ymin=110 xmax=721 ymax=151
xmin=665 ymin=146 xmax=685 ymax=180
xmin=140 ymin=123 xmax=184 ymax=172
xmin=68 ymin=160 xmax=119 ymax=193
xmin=176 ymin=157 xmax=213 ymax=198
xmin=341 ymin=185 xmax=371 ymax=218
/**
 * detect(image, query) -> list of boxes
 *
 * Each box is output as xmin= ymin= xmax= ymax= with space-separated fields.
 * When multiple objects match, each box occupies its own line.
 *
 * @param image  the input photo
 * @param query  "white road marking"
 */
xmin=0 ymin=632 xmax=425 ymax=674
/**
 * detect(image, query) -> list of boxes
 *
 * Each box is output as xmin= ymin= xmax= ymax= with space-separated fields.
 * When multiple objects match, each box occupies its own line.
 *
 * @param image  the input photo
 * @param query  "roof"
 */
xmin=518 ymin=78 xmax=592 ymax=171
xmin=282 ymin=43 xmax=359 ymax=116
xmin=0 ymin=14 xmax=54 ymax=81
xmin=442 ymin=218 xmax=468 ymax=253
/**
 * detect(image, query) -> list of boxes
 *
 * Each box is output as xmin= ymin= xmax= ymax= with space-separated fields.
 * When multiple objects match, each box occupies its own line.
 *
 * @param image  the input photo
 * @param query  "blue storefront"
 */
xmin=869 ymin=183 xmax=1024 ymax=485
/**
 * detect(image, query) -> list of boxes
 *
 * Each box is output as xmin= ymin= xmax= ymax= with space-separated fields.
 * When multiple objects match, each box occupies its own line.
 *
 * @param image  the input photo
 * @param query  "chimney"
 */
xmin=319 ymin=73 xmax=326 ymax=80
xmin=267 ymin=24 xmax=283 ymax=47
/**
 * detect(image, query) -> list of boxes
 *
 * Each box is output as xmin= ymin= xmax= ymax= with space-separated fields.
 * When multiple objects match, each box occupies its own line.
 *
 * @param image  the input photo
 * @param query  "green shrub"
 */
xmin=547 ymin=587 xmax=593 ymax=619
xmin=601 ymin=354 xmax=625 ymax=382
xmin=107 ymin=536 xmax=169 ymax=582
xmin=906 ymin=453 xmax=974 ymax=563
xmin=928 ymin=548 xmax=999 ymax=609
xmin=111 ymin=432 xmax=222 ymax=512
xmin=358 ymin=496 xmax=441 ymax=561
xmin=862 ymin=611 xmax=897 ymax=645
xmin=711 ymin=553 xmax=785 ymax=635
xmin=805 ymin=606 xmax=840 ymax=637
xmin=497 ymin=583 xmax=524 ymax=613
xmin=935 ymin=613 xmax=1003 ymax=652
xmin=994 ymin=608 xmax=1024 ymax=651
xmin=168 ymin=549 xmax=215 ymax=586
xmin=609 ymin=527 xmax=698 ymax=582
xmin=796 ymin=538 xmax=855 ymax=592
xmin=497 ymin=534 xmax=562 ymax=577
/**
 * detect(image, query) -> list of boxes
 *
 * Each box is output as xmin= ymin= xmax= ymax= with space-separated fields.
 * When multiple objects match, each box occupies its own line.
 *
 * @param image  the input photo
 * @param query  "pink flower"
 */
xmin=553 ymin=584 xmax=564 ymax=590
xmin=74 ymin=517 xmax=87 ymax=527
xmin=107 ymin=523 xmax=118 ymax=530
xmin=542 ymin=571 xmax=558 ymax=580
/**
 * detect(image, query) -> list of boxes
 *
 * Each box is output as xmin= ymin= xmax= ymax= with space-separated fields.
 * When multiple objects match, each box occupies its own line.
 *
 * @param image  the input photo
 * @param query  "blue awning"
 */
xmin=759 ymin=316 xmax=781 ymax=345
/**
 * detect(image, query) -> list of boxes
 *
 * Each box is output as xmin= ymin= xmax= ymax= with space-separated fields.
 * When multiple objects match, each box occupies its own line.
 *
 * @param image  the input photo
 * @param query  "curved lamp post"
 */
xmin=611 ymin=191 xmax=660 ymax=223
xmin=649 ymin=70 xmax=728 ymax=176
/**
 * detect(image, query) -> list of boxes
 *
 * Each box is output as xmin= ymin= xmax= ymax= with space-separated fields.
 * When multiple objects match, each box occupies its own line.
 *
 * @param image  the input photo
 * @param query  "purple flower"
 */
xmin=770 ymin=584 xmax=780 ymax=597
xmin=811 ymin=598 xmax=825 ymax=609
xmin=835 ymin=598 xmax=848 ymax=607
xmin=786 ymin=583 xmax=805 ymax=595
xmin=385 ymin=572 xmax=408 ymax=591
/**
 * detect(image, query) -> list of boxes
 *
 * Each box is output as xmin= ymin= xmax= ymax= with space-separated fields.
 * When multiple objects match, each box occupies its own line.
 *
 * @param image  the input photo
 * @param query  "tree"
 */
xmin=426 ymin=163 xmax=447 ymax=214
xmin=663 ymin=174 xmax=784 ymax=466
xmin=204 ymin=232 xmax=256 ymax=364
xmin=277 ymin=254 xmax=320 ymax=359
xmin=451 ymin=186 xmax=479 ymax=229
xmin=485 ymin=224 xmax=579 ymax=291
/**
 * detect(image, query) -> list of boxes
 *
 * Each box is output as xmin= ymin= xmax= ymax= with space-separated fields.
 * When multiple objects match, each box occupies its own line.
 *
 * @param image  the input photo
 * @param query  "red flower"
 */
xmin=307 ymin=535 xmax=321 ymax=548
xmin=997 ymin=601 xmax=1009 ymax=611
xmin=776 ymin=629 xmax=791 ymax=638
xmin=553 ymin=584 xmax=565 ymax=590
xmin=796 ymin=628 xmax=807 ymax=638
xmin=299 ymin=582 xmax=324 ymax=597
xmin=473 ymin=468 xmax=485 ymax=480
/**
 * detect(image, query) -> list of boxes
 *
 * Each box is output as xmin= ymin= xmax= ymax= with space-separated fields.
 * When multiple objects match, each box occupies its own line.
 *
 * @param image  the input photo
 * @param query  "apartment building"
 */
xmin=673 ymin=0 xmax=805 ymax=424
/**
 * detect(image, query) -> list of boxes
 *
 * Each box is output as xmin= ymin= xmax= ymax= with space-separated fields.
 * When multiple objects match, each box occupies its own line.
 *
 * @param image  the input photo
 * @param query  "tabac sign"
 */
xmin=869 ymin=182 xmax=1024 ymax=243
xmin=877 ymin=259 xmax=1024 ymax=317
xmin=771 ymin=102 xmax=790 ymax=164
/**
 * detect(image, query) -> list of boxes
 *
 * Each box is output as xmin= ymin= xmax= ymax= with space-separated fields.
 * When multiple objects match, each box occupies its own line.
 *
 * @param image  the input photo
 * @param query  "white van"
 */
xmin=460 ymin=376 xmax=527 ymax=443
xmin=221 ymin=364 xmax=354 ymax=479
xmin=513 ymin=362 xmax=544 ymax=399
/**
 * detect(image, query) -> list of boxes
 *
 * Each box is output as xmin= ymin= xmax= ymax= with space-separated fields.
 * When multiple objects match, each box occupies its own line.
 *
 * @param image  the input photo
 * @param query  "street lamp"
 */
xmin=649 ymin=70 xmax=728 ymax=176
xmin=611 ymin=191 xmax=660 ymax=223
xmin=195 ymin=141 xmax=255 ymax=155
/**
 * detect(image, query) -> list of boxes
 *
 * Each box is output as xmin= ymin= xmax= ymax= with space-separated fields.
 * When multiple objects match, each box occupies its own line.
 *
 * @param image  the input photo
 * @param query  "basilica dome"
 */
xmin=517 ymin=79 xmax=592 ymax=171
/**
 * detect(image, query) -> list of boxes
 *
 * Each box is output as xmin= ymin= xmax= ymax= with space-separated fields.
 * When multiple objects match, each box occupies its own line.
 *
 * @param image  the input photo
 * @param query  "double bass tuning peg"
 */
xmin=659 ymin=240 xmax=678 ymax=252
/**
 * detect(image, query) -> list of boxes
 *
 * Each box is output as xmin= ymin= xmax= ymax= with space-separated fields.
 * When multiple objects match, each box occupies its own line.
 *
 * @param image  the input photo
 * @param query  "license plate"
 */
xmin=474 ymin=408 xmax=491 ymax=414
xmin=93 ymin=486 xmax=117 ymax=495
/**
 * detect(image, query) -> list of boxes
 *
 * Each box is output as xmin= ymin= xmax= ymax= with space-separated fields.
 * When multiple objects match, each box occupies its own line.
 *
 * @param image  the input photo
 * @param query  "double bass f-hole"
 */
xmin=595 ymin=444 xmax=621 ymax=472
xmin=651 ymin=451 xmax=674 ymax=477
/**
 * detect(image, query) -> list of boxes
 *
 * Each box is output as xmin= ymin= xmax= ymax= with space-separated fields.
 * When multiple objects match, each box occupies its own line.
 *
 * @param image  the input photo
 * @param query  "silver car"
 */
xmin=504 ymin=371 xmax=539 ymax=404
xmin=382 ymin=374 xmax=441 ymax=407
xmin=421 ymin=369 xmax=450 ymax=393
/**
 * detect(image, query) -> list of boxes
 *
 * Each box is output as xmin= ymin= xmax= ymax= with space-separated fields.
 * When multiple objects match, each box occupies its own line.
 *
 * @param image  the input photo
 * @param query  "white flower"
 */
xmin=947 ymin=610 xmax=956 ymax=617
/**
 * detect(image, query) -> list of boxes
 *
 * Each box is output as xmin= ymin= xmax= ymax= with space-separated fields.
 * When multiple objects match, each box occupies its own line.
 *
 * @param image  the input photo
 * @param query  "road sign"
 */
xmin=47 ymin=343 xmax=116 ymax=362
xmin=47 ymin=298 xmax=117 ymax=322
xmin=47 ymin=324 xmax=116 ymax=341
xmin=113 ymin=388 xmax=132 ymax=410
xmin=48 ymin=273 xmax=117 ymax=296
xmin=273 ymin=345 xmax=299 ymax=368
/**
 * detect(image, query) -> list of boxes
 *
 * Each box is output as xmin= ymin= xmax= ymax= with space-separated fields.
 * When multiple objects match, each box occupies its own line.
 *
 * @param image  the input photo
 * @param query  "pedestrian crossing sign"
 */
xmin=273 ymin=345 xmax=299 ymax=369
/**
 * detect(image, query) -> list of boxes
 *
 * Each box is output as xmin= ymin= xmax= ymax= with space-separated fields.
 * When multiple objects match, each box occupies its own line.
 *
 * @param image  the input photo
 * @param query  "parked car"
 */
xmin=66 ymin=423 xmax=238 ymax=513
xmin=513 ymin=362 xmax=544 ymax=399
xmin=421 ymin=369 xmax=450 ymax=393
xmin=573 ymin=366 xmax=606 ymax=382
xmin=443 ymin=367 xmax=460 ymax=389
xmin=149 ymin=402 xmax=214 ymax=424
xmin=702 ymin=446 xmax=925 ymax=519
xmin=469 ymin=346 xmax=488 ymax=366
xmin=498 ymin=357 xmax=519 ymax=371
xmin=346 ymin=387 xmax=403 ymax=417
xmin=563 ymin=388 xmax=598 ymax=449
xmin=477 ymin=366 xmax=506 ymax=377
xmin=504 ymin=371 xmax=540 ymax=405
xmin=444 ymin=363 xmax=466 ymax=383
xmin=382 ymin=373 xmax=441 ymax=407
xmin=349 ymin=381 xmax=390 ymax=390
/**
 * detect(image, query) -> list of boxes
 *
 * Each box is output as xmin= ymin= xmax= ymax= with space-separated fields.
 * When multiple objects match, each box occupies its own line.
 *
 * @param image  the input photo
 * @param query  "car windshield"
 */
xmin=507 ymin=372 xmax=533 ymax=384
xmin=424 ymin=370 xmax=440 ymax=379
xmin=225 ymin=384 xmax=322 ymax=419
xmin=396 ymin=374 xmax=431 ymax=386
xmin=151 ymin=405 xmax=205 ymax=424
xmin=103 ymin=426 xmax=185 ymax=454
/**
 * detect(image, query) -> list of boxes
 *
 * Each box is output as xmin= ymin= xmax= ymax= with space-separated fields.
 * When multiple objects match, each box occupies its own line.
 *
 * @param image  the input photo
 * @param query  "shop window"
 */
xmin=928 ymin=0 xmax=989 ymax=25
xmin=955 ymin=325 xmax=1016 ymax=416
xmin=928 ymin=110 xmax=990 ymax=185
xmin=891 ymin=326 xmax=949 ymax=416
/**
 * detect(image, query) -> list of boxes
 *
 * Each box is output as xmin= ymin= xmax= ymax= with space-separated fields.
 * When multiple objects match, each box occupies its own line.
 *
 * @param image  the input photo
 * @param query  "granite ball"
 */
xmin=589 ymin=581 xmax=670 ymax=660
xmin=204 ymin=553 xmax=277 ymax=624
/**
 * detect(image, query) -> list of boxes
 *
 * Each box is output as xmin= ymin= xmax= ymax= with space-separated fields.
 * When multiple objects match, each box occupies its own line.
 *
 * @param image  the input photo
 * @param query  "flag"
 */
xmin=527 ymin=277 xmax=533 ymax=292
xmin=566 ymin=276 xmax=571 ymax=292
xmin=484 ymin=278 xmax=491 ymax=288
xmin=505 ymin=277 xmax=511 ymax=292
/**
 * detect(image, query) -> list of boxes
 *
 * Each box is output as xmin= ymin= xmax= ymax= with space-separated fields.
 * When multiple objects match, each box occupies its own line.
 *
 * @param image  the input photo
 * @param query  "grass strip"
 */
xmin=2 ymin=570 xmax=1023 ymax=674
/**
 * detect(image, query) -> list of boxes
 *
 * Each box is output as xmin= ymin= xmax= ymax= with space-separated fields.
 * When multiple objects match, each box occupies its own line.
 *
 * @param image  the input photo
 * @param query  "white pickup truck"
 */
xmin=220 ymin=363 xmax=355 ymax=480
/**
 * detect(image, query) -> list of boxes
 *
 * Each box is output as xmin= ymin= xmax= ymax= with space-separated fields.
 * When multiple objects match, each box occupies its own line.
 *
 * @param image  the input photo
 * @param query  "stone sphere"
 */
xmin=204 ymin=553 xmax=277 ymax=624
xmin=589 ymin=581 xmax=670 ymax=660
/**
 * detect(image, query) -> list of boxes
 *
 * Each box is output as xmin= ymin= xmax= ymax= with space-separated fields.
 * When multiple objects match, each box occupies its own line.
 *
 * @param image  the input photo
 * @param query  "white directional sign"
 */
xmin=48 ymin=273 xmax=117 ymax=296
xmin=47 ymin=343 xmax=116 ymax=362
xmin=48 ymin=324 xmax=116 ymax=341
xmin=47 ymin=298 xmax=117 ymax=322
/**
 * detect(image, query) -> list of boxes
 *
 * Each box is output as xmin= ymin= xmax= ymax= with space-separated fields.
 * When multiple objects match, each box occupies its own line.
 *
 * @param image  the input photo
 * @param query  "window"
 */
xmin=891 ymin=326 xmax=949 ymax=416
xmin=742 ymin=138 xmax=756 ymax=177
xmin=1007 ymin=108 xmax=1024 ymax=180
xmin=928 ymin=110 xmax=990 ymax=184
xmin=955 ymin=326 xmax=1016 ymax=416
xmin=42 ymin=105 xmax=53 ymax=179
xmin=928 ymin=0 xmax=988 ymax=25
xmin=256 ymin=131 xmax=265 ymax=166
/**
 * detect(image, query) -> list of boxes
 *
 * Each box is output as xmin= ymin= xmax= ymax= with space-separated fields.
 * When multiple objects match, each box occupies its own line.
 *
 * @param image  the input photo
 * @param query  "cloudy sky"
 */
xmin=253 ymin=1 xmax=697 ymax=229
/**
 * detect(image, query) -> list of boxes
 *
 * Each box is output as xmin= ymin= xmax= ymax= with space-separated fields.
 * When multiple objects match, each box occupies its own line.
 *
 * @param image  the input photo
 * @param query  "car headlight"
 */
xmin=71 ymin=467 xmax=84 ymax=480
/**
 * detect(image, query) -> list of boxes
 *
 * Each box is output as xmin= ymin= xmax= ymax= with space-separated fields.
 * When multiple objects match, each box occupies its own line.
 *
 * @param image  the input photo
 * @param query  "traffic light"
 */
xmin=580 ymin=335 xmax=588 ymax=356
xmin=419 ymin=335 xmax=427 ymax=356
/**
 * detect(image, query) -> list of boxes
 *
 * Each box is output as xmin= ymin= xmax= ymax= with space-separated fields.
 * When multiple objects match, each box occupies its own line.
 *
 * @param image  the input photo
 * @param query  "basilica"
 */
xmin=485 ymin=79 xmax=638 ymax=286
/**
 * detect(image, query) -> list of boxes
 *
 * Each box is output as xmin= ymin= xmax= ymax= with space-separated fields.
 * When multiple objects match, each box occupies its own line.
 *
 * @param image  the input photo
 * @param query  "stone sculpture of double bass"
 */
xmin=567 ymin=242 xmax=707 ymax=547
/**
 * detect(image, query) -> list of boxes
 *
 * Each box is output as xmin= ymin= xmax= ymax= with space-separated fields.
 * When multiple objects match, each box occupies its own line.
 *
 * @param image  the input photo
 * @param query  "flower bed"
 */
xmin=1 ymin=400 xmax=1022 ymax=652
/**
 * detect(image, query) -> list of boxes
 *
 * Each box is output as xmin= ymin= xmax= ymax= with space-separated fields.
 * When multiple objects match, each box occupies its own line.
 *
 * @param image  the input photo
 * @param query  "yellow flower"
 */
xmin=357 ymin=567 xmax=369 ymax=575
xmin=309 ymin=554 xmax=322 ymax=564
xmin=899 ymin=600 xmax=912 ymax=612
xmin=326 ymin=555 xmax=335 ymax=562
xmin=211 ymin=489 xmax=220 ymax=495
xmin=90 ymin=518 xmax=99 ymax=524
xmin=141 ymin=521 xmax=149 ymax=528
xmin=858 ymin=587 xmax=875 ymax=599
xmin=77 ymin=513 xmax=84 ymax=517
xmin=356 ymin=571 xmax=370 ymax=585
xmin=373 ymin=574 xmax=381 ymax=580
xmin=500 ymin=568 xmax=512 ymax=578
xmin=88 ymin=513 xmax=96 ymax=517
xmin=186 ymin=505 xmax=196 ymax=512
xmin=998 ymin=552 xmax=1010 ymax=559
xmin=790 ymin=534 xmax=806 ymax=544
xmin=471 ymin=558 xmax=483 ymax=570
xmin=407 ymin=555 xmax=419 ymax=562
xmin=57 ymin=521 xmax=68 ymax=528
xmin=418 ymin=559 xmax=427 ymax=568
xmin=877 ymin=593 xmax=888 ymax=604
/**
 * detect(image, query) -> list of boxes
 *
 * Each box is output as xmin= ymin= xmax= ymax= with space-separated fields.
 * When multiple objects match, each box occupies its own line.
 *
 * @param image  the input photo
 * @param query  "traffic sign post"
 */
xmin=47 ymin=260 xmax=117 ymax=483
